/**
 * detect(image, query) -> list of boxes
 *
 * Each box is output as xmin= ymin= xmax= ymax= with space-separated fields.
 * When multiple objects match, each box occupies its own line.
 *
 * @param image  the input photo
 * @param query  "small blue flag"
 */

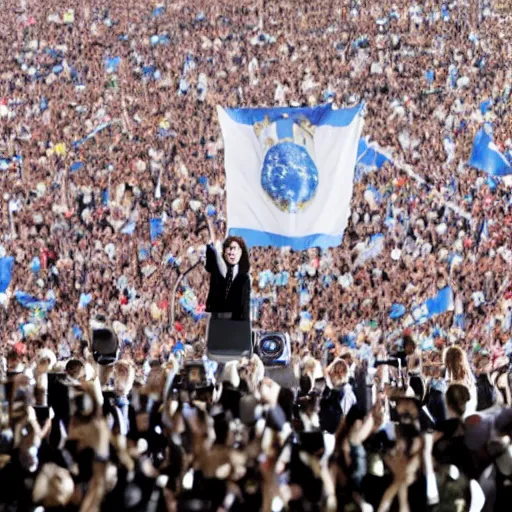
xmin=0 ymin=256 xmax=14 ymax=293
xmin=480 ymin=99 xmax=494 ymax=115
xmin=150 ymin=218 xmax=163 ymax=241
xmin=15 ymin=291 xmax=56 ymax=311
xmin=78 ymin=293 xmax=92 ymax=309
xmin=478 ymin=218 xmax=489 ymax=244
xmin=152 ymin=6 xmax=165 ymax=17
xmin=121 ymin=221 xmax=136 ymax=235
xmin=138 ymin=248 xmax=149 ymax=261
xmin=104 ymin=56 xmax=121 ymax=74
xmin=30 ymin=257 xmax=41 ymax=274
xmin=356 ymin=138 xmax=393 ymax=170
xmin=70 ymin=161 xmax=84 ymax=173
xmin=73 ymin=325 xmax=83 ymax=339
xmin=389 ymin=304 xmax=406 ymax=319
xmin=469 ymin=127 xmax=512 ymax=176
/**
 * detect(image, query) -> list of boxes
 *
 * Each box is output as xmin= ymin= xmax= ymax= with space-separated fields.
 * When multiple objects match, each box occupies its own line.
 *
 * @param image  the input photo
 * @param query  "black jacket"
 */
xmin=205 ymin=244 xmax=250 ymax=320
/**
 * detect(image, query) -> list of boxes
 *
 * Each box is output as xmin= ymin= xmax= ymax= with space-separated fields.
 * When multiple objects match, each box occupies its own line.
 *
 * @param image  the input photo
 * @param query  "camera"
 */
xmin=182 ymin=361 xmax=210 ymax=392
xmin=253 ymin=332 xmax=290 ymax=367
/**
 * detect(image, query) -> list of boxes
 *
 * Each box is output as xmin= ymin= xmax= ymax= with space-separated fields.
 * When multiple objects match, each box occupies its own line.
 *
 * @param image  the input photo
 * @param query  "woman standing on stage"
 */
xmin=204 ymin=217 xmax=251 ymax=321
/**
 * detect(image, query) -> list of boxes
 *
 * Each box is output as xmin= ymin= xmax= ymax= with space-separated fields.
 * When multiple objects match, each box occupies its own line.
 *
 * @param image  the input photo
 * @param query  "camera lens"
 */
xmin=261 ymin=337 xmax=281 ymax=356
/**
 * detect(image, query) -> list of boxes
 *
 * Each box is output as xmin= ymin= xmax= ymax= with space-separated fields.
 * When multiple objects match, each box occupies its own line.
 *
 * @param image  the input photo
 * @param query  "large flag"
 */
xmin=469 ymin=126 xmax=511 ymax=176
xmin=217 ymin=104 xmax=364 ymax=249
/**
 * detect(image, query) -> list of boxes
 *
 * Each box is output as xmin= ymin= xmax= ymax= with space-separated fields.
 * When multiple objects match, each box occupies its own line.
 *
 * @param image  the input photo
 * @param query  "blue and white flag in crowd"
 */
xmin=469 ymin=126 xmax=512 ymax=176
xmin=0 ymin=155 xmax=22 ymax=172
xmin=217 ymin=103 xmax=364 ymax=249
xmin=105 ymin=56 xmax=121 ymax=74
xmin=78 ymin=293 xmax=93 ymax=309
xmin=411 ymin=287 xmax=454 ymax=325
xmin=15 ymin=291 xmax=56 ymax=311
xmin=480 ymin=99 xmax=493 ymax=115
xmin=355 ymin=233 xmax=385 ymax=265
xmin=121 ymin=220 xmax=136 ymax=235
xmin=73 ymin=122 xmax=112 ymax=148
xmin=478 ymin=217 xmax=489 ymax=245
xmin=357 ymin=137 xmax=393 ymax=170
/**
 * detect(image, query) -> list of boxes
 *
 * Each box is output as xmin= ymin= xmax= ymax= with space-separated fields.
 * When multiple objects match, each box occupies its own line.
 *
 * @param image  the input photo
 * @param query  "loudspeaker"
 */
xmin=206 ymin=318 xmax=252 ymax=364
xmin=252 ymin=331 xmax=291 ymax=367
xmin=253 ymin=331 xmax=296 ymax=389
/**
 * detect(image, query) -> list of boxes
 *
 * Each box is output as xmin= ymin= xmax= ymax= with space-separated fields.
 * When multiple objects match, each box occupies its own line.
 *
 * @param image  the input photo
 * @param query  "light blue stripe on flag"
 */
xmin=105 ymin=56 xmax=121 ymax=74
xmin=229 ymin=228 xmax=342 ymax=251
xmin=224 ymin=103 xmax=363 ymax=127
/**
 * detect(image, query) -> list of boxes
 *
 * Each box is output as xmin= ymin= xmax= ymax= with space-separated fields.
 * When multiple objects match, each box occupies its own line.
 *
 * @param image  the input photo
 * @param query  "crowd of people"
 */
xmin=1 ymin=0 xmax=512 ymax=510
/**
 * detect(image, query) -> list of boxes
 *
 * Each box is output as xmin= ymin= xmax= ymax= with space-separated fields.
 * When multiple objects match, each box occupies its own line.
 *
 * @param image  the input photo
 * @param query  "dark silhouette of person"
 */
xmin=205 ymin=236 xmax=251 ymax=321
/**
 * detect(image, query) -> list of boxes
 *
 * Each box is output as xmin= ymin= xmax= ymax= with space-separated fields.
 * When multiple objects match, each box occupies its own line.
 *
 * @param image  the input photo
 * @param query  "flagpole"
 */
xmin=169 ymin=218 xmax=209 ymax=328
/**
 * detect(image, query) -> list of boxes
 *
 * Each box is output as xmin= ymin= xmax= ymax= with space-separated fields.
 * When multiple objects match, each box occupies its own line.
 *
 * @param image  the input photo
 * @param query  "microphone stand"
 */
xmin=169 ymin=221 xmax=209 ymax=329
xmin=169 ymin=260 xmax=202 ymax=329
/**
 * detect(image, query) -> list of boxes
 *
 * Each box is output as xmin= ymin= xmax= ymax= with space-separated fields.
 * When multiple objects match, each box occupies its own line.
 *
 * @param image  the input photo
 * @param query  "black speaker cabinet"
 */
xmin=206 ymin=317 xmax=252 ymax=363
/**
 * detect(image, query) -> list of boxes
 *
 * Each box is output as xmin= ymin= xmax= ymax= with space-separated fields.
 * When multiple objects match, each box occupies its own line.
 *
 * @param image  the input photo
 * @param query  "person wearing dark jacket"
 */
xmin=204 ymin=217 xmax=251 ymax=321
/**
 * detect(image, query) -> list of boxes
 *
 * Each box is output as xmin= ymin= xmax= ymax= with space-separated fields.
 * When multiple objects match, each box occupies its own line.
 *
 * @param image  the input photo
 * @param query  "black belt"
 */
xmin=212 ymin=312 xmax=233 ymax=320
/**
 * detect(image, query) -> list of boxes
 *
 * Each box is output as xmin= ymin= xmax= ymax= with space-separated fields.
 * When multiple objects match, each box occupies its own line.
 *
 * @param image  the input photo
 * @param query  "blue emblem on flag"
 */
xmin=252 ymin=113 xmax=320 ymax=213
xmin=261 ymin=141 xmax=318 ymax=213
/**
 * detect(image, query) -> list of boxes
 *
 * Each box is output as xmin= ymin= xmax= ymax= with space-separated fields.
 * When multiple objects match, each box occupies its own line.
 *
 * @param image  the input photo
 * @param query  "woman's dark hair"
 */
xmin=403 ymin=335 xmax=416 ymax=351
xmin=445 ymin=384 xmax=470 ymax=418
xmin=222 ymin=236 xmax=250 ymax=274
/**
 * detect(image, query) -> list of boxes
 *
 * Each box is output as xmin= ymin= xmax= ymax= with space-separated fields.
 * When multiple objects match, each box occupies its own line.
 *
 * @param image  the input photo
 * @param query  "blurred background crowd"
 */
xmin=1 ymin=0 xmax=512 ymax=510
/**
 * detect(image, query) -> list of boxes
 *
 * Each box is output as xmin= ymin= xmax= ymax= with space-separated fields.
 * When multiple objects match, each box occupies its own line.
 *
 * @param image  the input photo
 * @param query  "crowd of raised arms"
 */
xmin=1 ymin=0 xmax=512 ymax=511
